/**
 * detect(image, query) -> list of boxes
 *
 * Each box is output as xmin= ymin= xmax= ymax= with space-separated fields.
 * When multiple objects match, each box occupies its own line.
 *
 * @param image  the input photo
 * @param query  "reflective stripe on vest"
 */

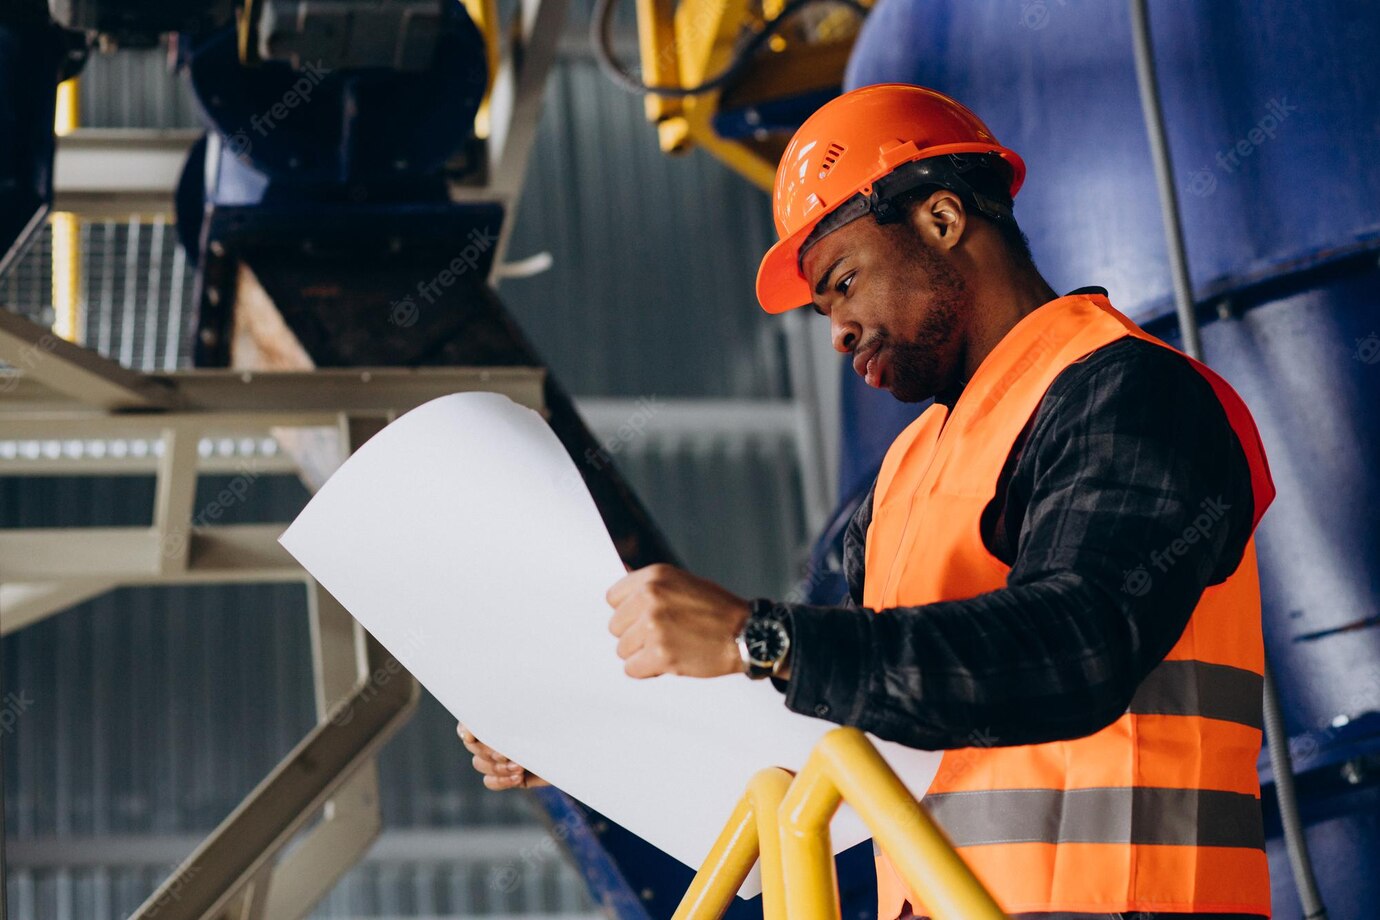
xmin=923 ymin=786 xmax=1267 ymax=849
xmin=1127 ymin=659 xmax=1263 ymax=729
xmin=865 ymin=294 xmax=1276 ymax=920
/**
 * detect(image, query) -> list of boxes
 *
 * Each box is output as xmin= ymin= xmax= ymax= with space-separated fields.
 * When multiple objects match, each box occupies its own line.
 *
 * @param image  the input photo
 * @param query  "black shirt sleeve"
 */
xmin=768 ymin=337 xmax=1256 ymax=749
xmin=841 ymin=478 xmax=874 ymax=608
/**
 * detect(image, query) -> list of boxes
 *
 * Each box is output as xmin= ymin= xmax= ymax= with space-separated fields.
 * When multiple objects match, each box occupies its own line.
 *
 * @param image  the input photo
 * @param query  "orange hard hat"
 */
xmin=755 ymin=83 xmax=1026 ymax=314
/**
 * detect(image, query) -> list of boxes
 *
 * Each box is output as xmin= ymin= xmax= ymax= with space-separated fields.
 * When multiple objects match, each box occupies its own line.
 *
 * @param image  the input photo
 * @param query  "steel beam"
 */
xmin=129 ymin=629 xmax=420 ymax=920
xmin=257 ymin=428 xmax=389 ymax=920
xmin=160 ymin=367 xmax=543 ymax=414
xmin=0 ymin=525 xmax=298 ymax=583
xmin=155 ymin=427 xmax=202 ymax=575
xmin=0 ymin=579 xmax=115 ymax=636
xmin=484 ymin=0 xmax=569 ymax=281
xmin=0 ymin=366 xmax=544 ymax=416
xmin=51 ymin=128 xmax=199 ymax=218
xmin=0 ymin=307 xmax=176 ymax=410
xmin=260 ymin=763 xmax=381 ymax=919
xmin=487 ymin=0 xmax=569 ymax=196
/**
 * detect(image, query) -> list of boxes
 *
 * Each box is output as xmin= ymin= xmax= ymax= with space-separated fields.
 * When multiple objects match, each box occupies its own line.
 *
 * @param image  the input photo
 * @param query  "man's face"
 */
xmin=800 ymin=203 xmax=970 ymax=403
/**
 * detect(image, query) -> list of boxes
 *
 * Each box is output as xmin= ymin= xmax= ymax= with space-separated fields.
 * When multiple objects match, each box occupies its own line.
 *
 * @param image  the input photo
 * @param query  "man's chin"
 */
xmin=889 ymin=387 xmax=932 ymax=404
xmin=887 ymin=376 xmax=937 ymax=404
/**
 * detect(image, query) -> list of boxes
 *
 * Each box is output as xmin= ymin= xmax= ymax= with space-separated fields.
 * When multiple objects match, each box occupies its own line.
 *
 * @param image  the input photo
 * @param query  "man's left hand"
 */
xmin=606 ymin=563 xmax=750 ymax=679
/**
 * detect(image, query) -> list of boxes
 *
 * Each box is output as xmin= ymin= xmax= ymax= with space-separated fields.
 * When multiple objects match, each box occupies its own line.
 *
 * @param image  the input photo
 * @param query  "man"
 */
xmin=462 ymin=83 xmax=1275 ymax=920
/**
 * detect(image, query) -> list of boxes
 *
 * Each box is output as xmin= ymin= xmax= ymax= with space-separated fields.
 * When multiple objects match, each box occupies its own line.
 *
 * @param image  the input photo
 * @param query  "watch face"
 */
xmin=745 ymin=617 xmax=788 ymax=666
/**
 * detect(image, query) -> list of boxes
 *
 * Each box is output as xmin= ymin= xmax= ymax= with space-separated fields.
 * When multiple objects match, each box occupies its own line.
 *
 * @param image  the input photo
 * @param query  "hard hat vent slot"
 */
xmin=818 ymin=143 xmax=847 ymax=179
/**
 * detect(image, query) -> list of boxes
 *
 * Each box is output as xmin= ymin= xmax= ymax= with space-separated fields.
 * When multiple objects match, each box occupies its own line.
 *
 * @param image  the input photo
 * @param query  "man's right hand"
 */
xmin=457 ymin=723 xmax=549 ymax=790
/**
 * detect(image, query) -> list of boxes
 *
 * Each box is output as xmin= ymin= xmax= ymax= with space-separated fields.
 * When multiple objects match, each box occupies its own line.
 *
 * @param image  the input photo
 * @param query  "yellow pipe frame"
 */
xmin=672 ymin=767 xmax=794 ymax=920
xmin=673 ymin=727 xmax=1008 ymax=920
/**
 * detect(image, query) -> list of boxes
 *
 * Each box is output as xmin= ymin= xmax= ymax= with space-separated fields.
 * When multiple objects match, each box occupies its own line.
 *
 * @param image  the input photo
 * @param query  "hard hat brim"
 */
xmin=755 ymin=223 xmax=817 ymax=314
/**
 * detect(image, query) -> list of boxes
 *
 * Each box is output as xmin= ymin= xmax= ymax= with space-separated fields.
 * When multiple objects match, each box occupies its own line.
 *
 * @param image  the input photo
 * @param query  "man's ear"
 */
xmin=910 ymin=189 xmax=966 ymax=252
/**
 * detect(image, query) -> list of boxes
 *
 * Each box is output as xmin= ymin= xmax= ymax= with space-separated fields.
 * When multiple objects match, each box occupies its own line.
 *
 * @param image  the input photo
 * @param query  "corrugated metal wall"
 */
xmin=499 ymin=58 xmax=785 ymax=399
xmin=3 ymin=15 xmax=810 ymax=920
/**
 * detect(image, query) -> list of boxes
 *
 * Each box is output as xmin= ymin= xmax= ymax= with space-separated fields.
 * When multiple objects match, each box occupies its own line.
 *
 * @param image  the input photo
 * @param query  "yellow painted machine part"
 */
xmin=51 ymin=78 xmax=82 ymax=345
xmin=673 ymin=728 xmax=1008 ymax=920
xmin=459 ymin=0 xmax=500 ymax=138
xmin=630 ymin=0 xmax=871 ymax=191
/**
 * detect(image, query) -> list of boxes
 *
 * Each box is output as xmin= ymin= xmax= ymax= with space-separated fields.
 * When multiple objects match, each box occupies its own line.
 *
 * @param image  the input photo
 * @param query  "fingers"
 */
xmin=606 ymin=562 xmax=673 ymax=608
xmin=458 ymin=722 xmax=529 ymax=790
xmin=483 ymin=770 xmax=530 ymax=791
xmin=623 ymin=643 xmax=667 ymax=679
xmin=459 ymin=725 xmax=507 ymax=762
xmin=614 ymin=616 xmax=648 ymax=659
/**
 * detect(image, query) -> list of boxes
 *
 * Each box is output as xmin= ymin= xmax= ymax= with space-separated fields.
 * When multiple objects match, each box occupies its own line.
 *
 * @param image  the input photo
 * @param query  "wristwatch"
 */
xmin=737 ymin=598 xmax=792 ymax=680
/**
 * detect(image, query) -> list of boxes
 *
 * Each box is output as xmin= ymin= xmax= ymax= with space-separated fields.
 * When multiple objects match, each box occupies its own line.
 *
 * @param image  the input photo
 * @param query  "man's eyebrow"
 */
xmin=814 ymin=257 xmax=844 ymax=296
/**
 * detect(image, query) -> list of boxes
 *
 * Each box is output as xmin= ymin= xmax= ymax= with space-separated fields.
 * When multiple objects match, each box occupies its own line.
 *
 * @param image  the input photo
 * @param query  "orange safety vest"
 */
xmin=866 ymin=293 xmax=1276 ymax=918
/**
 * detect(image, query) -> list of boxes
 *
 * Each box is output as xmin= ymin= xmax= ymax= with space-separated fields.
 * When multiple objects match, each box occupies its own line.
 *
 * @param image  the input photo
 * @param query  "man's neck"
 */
xmin=960 ymin=260 xmax=1058 ymax=382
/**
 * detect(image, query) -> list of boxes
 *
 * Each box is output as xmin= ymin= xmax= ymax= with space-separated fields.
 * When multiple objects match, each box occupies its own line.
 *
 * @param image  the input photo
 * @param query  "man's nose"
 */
xmin=831 ymin=317 xmax=861 ymax=354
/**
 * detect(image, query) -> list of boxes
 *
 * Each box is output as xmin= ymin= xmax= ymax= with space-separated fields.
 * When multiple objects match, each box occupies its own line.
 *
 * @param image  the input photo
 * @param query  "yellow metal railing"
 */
xmin=673 ymin=727 xmax=1008 ymax=920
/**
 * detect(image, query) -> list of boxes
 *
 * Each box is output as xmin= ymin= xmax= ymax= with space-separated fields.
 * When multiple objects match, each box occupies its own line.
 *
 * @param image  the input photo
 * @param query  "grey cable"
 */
xmin=1128 ymin=0 xmax=1202 ymax=360
xmin=1265 ymin=666 xmax=1330 ymax=919
xmin=1128 ymin=2 xmax=1328 ymax=917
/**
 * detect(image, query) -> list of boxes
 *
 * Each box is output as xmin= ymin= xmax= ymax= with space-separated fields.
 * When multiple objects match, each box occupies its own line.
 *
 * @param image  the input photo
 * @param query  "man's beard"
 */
xmin=886 ymin=245 xmax=967 ymax=403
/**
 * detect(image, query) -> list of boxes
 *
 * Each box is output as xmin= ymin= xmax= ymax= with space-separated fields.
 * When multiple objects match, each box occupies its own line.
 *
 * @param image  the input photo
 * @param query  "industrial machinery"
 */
xmin=2 ymin=0 xmax=1378 ymax=918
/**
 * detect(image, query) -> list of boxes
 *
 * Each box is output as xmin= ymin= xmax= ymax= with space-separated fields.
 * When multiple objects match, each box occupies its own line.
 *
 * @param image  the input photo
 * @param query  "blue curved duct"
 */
xmin=819 ymin=3 xmax=1380 ymax=918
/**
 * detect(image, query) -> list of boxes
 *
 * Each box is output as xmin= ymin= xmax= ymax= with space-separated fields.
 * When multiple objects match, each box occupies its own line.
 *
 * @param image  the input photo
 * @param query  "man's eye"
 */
xmin=835 ymin=272 xmax=855 ymax=294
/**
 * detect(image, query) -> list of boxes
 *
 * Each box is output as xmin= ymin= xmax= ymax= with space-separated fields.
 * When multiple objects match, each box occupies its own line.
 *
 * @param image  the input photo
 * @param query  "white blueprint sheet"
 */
xmin=279 ymin=392 xmax=941 ymax=897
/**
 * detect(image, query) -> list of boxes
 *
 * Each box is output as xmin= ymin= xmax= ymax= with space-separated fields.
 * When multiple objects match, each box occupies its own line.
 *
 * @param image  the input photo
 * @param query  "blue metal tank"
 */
xmin=822 ymin=2 xmax=1380 ymax=917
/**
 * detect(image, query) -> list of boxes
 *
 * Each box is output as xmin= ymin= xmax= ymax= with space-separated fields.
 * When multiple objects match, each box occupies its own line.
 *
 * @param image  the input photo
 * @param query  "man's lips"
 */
xmin=853 ymin=342 xmax=887 ymax=388
xmin=852 ymin=340 xmax=880 ymax=379
xmin=865 ymin=348 xmax=888 ymax=388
